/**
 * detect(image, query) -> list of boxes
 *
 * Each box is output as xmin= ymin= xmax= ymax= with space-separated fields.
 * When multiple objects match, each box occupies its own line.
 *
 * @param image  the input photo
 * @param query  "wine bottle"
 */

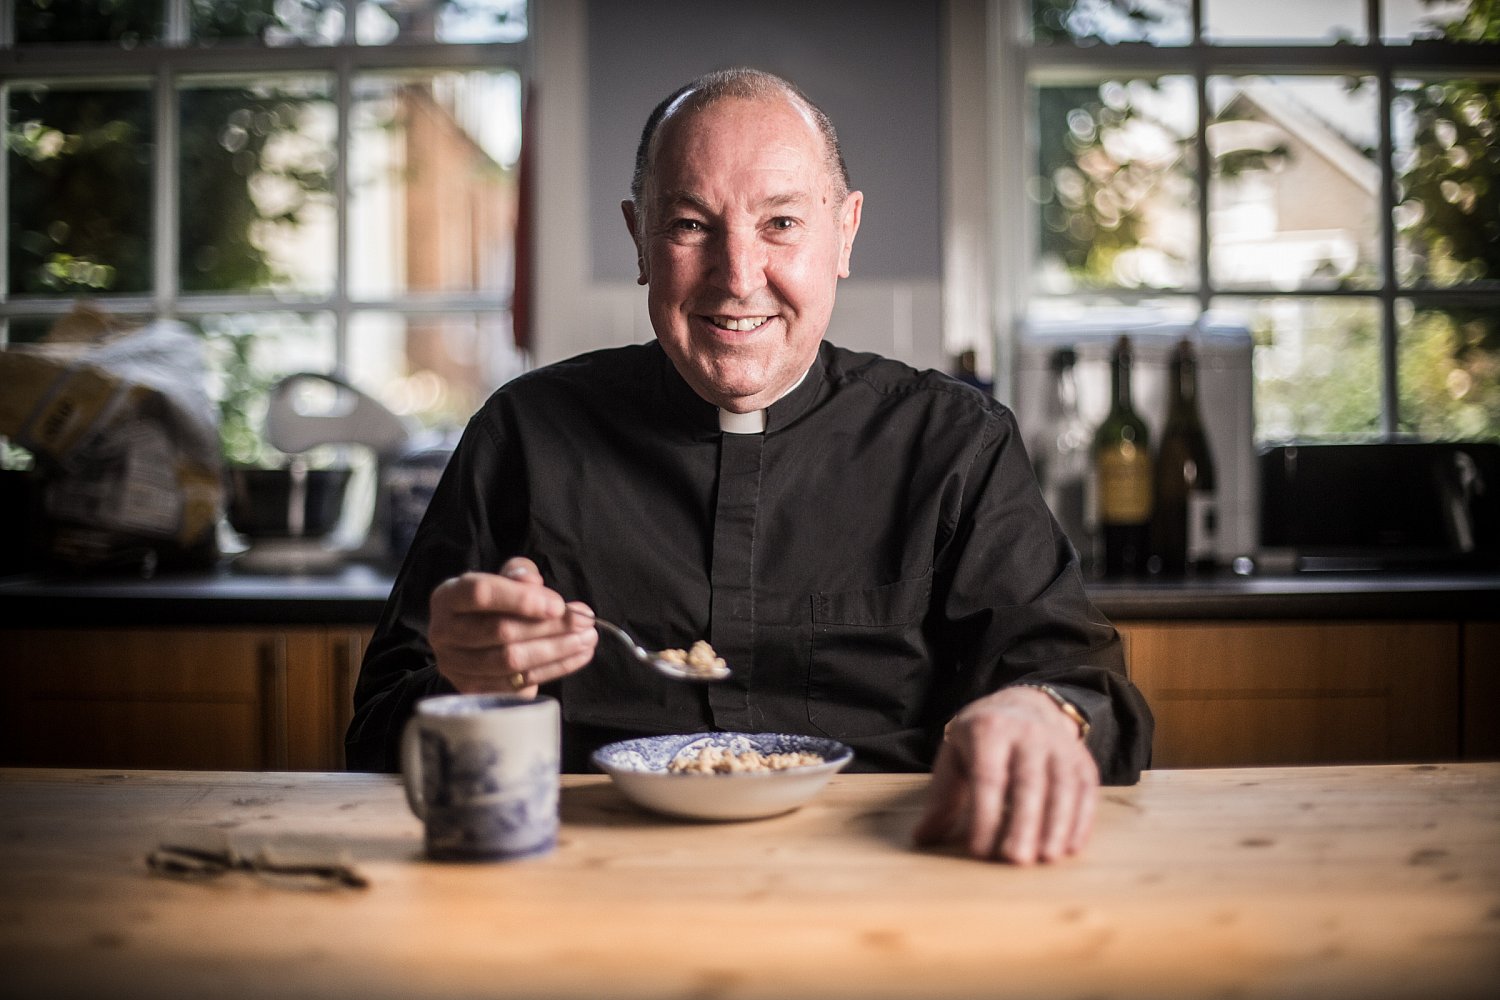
xmin=1092 ymin=335 xmax=1152 ymax=577
xmin=1039 ymin=348 xmax=1092 ymax=566
xmin=1151 ymin=339 xmax=1218 ymax=576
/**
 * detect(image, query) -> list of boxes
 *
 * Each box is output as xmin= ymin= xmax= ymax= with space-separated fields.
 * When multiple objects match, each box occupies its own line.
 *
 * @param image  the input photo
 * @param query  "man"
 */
xmin=348 ymin=68 xmax=1152 ymax=865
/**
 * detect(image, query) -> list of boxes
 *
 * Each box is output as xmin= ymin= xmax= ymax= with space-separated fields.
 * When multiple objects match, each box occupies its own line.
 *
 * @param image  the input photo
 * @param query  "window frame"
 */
xmin=1000 ymin=0 xmax=1499 ymax=440
xmin=0 ymin=1 xmax=531 ymax=377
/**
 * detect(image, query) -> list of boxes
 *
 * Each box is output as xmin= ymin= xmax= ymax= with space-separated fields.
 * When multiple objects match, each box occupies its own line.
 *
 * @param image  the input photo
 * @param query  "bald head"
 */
xmin=629 ymin=68 xmax=850 ymax=227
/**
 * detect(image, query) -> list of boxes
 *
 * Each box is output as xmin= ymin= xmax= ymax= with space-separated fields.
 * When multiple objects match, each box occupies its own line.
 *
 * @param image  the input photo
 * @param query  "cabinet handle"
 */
xmin=259 ymin=636 xmax=289 ymax=770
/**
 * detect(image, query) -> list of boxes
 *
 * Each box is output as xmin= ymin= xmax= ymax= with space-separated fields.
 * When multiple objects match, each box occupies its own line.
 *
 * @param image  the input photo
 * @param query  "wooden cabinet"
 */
xmin=1463 ymin=621 xmax=1500 ymax=760
xmin=0 ymin=627 xmax=369 ymax=771
xmin=1118 ymin=620 xmax=1467 ymax=768
xmin=2 ymin=616 xmax=1490 ymax=772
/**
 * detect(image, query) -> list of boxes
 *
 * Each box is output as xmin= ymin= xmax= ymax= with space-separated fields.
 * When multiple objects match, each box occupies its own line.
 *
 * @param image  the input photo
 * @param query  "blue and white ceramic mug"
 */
xmin=401 ymin=693 xmax=560 ymax=861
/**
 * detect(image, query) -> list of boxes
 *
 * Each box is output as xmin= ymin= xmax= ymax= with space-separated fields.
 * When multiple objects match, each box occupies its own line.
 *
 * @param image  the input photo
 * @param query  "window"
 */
xmin=2 ymin=0 xmax=529 ymax=463
xmin=1014 ymin=0 xmax=1498 ymax=443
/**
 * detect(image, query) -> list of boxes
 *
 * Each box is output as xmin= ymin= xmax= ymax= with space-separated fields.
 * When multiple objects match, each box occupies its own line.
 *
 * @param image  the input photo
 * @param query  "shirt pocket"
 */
xmin=807 ymin=572 xmax=932 ymax=739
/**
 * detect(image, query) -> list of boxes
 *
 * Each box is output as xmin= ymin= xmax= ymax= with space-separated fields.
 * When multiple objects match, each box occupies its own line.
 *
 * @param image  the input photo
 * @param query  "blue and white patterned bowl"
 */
xmin=591 ymin=732 xmax=853 ymax=821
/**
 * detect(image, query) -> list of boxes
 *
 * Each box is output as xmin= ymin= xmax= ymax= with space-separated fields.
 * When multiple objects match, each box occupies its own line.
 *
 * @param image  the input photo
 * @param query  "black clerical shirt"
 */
xmin=347 ymin=341 xmax=1153 ymax=780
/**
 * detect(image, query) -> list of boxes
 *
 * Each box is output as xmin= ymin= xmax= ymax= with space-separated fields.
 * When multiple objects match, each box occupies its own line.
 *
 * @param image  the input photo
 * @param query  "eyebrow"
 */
xmin=656 ymin=190 xmax=812 ymax=215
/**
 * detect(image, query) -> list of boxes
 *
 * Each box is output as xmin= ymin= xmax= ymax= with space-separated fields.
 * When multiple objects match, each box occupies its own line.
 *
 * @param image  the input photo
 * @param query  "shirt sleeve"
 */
xmin=344 ymin=411 xmax=512 ymax=772
xmin=928 ymin=403 xmax=1154 ymax=784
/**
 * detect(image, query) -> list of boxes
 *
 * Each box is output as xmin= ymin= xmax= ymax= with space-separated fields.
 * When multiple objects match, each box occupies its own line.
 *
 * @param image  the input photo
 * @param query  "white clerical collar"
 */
xmin=718 ymin=408 xmax=766 ymax=434
xmin=717 ymin=368 xmax=810 ymax=434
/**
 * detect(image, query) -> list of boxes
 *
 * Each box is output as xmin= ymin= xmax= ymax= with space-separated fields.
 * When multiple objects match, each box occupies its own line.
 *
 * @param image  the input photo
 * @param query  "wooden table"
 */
xmin=2 ymin=765 xmax=1497 ymax=999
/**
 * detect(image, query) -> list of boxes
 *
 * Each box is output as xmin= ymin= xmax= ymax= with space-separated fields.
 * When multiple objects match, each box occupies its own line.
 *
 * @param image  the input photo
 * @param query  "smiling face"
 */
xmin=623 ymin=95 xmax=862 ymax=413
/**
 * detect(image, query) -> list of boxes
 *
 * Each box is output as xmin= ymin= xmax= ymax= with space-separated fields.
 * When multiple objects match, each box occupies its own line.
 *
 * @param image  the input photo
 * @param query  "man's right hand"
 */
xmin=428 ymin=557 xmax=599 ymax=697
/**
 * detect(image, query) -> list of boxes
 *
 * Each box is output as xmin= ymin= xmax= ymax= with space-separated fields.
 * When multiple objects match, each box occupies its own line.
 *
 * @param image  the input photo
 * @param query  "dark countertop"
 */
xmin=1088 ymin=571 xmax=1500 ymax=621
xmin=0 ymin=563 xmax=397 ymax=628
xmin=1 ymin=563 xmax=1496 ymax=628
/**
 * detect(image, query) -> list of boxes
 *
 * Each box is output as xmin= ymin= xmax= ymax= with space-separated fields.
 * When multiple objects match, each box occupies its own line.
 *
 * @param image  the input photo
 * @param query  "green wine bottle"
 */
xmin=1092 ymin=335 xmax=1152 ymax=577
xmin=1151 ymin=339 xmax=1218 ymax=576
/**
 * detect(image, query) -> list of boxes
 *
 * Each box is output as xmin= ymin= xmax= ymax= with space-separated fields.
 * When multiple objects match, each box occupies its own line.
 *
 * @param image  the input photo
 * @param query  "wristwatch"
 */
xmin=1018 ymin=683 xmax=1092 ymax=740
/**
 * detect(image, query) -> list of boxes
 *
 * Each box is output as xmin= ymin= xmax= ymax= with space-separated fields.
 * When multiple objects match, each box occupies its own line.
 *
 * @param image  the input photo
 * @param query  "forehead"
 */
xmin=650 ymin=96 xmax=831 ymax=195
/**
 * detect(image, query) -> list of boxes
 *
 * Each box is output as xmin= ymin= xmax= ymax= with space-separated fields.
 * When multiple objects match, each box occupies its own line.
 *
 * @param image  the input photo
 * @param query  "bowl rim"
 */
xmin=591 ymin=731 xmax=854 ymax=778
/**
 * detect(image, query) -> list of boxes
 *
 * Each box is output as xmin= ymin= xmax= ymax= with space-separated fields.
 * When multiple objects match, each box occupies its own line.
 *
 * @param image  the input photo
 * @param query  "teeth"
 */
xmin=713 ymin=316 xmax=768 ymax=332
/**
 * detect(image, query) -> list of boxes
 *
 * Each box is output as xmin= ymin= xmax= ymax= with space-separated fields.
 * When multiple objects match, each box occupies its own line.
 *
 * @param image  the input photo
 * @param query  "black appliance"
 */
xmin=1259 ymin=443 xmax=1500 ymax=570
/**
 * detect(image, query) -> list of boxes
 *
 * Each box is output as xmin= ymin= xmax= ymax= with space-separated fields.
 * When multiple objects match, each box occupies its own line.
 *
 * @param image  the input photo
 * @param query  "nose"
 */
xmin=712 ymin=227 xmax=767 ymax=300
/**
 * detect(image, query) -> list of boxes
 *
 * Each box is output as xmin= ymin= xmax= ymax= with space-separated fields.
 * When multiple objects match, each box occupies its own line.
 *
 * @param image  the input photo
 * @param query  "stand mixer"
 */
xmin=228 ymin=372 xmax=414 ymax=573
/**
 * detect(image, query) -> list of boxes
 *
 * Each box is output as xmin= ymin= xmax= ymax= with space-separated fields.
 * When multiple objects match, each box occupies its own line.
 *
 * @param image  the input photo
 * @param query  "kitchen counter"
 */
xmin=1 ymin=563 xmax=1496 ymax=627
xmin=3 ymin=764 xmax=1497 ymax=1000
xmin=1087 ymin=569 xmax=1500 ymax=620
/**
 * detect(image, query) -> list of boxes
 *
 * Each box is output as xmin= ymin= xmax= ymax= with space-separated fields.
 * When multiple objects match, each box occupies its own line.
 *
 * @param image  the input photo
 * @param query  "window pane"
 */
xmin=6 ymin=83 xmax=153 ymax=296
xmin=16 ymin=0 xmax=161 ymax=45
xmin=1208 ymin=76 xmax=1381 ymax=291
xmin=348 ymin=311 xmax=525 ymax=427
xmin=1393 ymin=75 xmax=1500 ymax=290
xmin=349 ymin=71 xmax=521 ymax=300
xmin=1228 ymin=296 xmax=1384 ymax=443
xmin=1382 ymin=0 xmax=1477 ymax=42
xmin=2 ymin=317 xmax=59 ymax=346
xmin=1203 ymin=0 xmax=1366 ymax=43
xmin=1028 ymin=0 xmax=1190 ymax=45
xmin=1032 ymin=76 xmax=1197 ymax=294
xmin=190 ymin=0 xmax=346 ymax=46
xmin=197 ymin=312 xmax=337 ymax=465
xmin=178 ymin=76 xmax=336 ymax=295
xmin=1397 ymin=303 xmax=1500 ymax=440
xmin=355 ymin=0 xmax=528 ymax=45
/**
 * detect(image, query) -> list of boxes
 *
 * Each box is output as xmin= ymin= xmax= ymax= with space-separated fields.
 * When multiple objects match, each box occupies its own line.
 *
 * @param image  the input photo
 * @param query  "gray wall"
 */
xmin=584 ymin=0 xmax=942 ymax=283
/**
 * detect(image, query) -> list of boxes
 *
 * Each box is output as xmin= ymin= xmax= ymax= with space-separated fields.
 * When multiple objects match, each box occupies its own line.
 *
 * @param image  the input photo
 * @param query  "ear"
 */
xmin=836 ymin=190 xmax=864 ymax=279
xmin=621 ymin=200 xmax=649 ymax=285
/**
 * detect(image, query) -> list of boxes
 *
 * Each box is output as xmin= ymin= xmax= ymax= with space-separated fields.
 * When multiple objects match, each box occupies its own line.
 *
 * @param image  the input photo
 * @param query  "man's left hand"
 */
xmin=912 ymin=686 xmax=1099 ymax=864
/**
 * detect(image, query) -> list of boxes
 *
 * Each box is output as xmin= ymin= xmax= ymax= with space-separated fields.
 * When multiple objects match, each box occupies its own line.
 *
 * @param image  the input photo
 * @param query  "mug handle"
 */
xmin=400 ymin=717 xmax=426 ymax=819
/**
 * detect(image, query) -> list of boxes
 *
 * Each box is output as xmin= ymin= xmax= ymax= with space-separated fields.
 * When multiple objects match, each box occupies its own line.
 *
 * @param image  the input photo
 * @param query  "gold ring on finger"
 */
xmin=509 ymin=671 xmax=528 ymax=690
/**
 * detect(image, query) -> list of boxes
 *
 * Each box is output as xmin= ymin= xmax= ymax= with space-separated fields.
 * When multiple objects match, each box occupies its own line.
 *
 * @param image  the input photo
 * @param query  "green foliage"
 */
xmin=177 ymin=85 xmax=333 ymax=292
xmin=6 ymin=88 xmax=153 ymax=294
xmin=1034 ymin=0 xmax=1498 ymax=442
xmin=15 ymin=0 xmax=160 ymax=45
xmin=1392 ymin=1 xmax=1500 ymax=439
xmin=1035 ymin=83 xmax=1191 ymax=288
xmin=1399 ymin=311 xmax=1500 ymax=441
xmin=1398 ymin=77 xmax=1500 ymax=292
xmin=1435 ymin=0 xmax=1500 ymax=40
xmin=6 ymin=82 xmax=331 ymax=297
xmin=1030 ymin=0 xmax=1167 ymax=45
xmin=189 ymin=0 xmax=333 ymax=45
xmin=1252 ymin=301 xmax=1384 ymax=442
xmin=205 ymin=326 xmax=275 ymax=467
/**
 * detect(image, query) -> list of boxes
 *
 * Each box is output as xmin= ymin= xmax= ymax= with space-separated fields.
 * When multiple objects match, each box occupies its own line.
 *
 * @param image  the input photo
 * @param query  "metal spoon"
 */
xmin=586 ymin=614 xmax=731 ymax=683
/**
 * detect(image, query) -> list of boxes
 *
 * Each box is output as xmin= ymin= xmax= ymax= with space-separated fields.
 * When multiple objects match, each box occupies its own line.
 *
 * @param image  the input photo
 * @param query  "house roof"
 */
xmin=1213 ymin=81 xmax=1381 ymax=195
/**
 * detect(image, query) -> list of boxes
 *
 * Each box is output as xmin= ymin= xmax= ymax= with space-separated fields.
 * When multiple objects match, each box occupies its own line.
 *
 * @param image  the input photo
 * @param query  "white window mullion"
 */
xmin=1376 ymin=62 xmax=1400 ymax=437
xmin=165 ymin=0 xmax=189 ymax=44
xmin=1 ymin=84 xmax=10 ymax=315
xmin=153 ymin=66 xmax=178 ymax=320
xmin=333 ymin=54 xmax=353 ymax=374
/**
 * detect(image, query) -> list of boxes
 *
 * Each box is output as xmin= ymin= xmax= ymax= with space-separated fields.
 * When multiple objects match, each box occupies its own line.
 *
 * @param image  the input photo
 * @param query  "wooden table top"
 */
xmin=2 ymin=764 xmax=1497 ymax=1000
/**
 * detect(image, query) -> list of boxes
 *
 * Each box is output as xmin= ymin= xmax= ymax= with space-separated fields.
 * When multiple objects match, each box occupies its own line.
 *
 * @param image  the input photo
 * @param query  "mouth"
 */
xmin=703 ymin=315 xmax=773 ymax=333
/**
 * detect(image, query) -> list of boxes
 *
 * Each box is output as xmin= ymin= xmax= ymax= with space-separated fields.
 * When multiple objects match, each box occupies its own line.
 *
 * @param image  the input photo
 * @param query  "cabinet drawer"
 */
xmin=1119 ymin=620 xmax=1460 ymax=768
xmin=0 ymin=628 xmax=324 ymax=770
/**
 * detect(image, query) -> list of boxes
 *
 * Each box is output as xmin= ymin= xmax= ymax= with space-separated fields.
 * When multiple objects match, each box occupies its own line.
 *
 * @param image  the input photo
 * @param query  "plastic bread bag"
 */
xmin=0 ymin=311 xmax=223 ymax=572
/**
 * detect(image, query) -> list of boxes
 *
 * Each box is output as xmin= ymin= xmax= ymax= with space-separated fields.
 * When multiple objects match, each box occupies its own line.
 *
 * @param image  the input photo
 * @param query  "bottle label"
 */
xmin=1097 ymin=447 xmax=1152 ymax=523
xmin=1187 ymin=493 xmax=1218 ymax=563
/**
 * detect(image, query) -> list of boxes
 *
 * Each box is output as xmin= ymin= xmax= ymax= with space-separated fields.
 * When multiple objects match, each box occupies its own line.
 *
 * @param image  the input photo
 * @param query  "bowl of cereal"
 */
xmin=591 ymin=732 xmax=853 ymax=821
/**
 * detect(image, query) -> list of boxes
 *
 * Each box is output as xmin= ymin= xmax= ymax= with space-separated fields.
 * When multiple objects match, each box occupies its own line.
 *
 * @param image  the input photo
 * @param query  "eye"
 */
xmin=769 ymin=217 xmax=798 ymax=231
xmin=671 ymin=218 xmax=705 ymax=233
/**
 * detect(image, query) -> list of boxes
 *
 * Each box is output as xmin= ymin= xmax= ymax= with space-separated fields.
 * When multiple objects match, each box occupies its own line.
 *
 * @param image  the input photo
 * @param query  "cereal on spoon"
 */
xmin=654 ymin=640 xmax=728 ymax=679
